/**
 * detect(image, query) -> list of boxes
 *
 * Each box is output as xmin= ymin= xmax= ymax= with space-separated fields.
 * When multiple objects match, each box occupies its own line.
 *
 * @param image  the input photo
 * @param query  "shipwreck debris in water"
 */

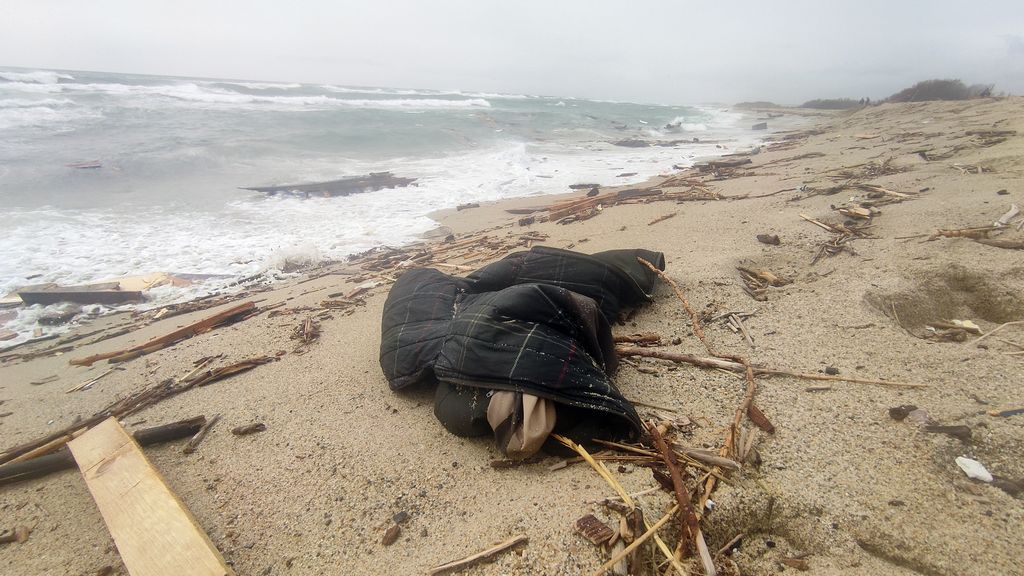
xmin=241 ymin=171 xmax=417 ymax=198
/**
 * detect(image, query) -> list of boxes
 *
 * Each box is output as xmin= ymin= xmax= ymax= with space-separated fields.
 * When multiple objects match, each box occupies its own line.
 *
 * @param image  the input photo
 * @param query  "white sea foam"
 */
xmin=22 ymin=81 xmax=492 ymax=110
xmin=0 ymin=70 xmax=74 ymax=84
xmin=0 ymin=97 xmax=74 ymax=108
xmin=210 ymin=81 xmax=304 ymax=90
xmin=0 ymin=104 xmax=99 ymax=130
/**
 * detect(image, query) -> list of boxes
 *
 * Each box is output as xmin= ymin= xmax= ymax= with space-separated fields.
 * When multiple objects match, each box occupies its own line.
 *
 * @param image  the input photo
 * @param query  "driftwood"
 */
xmin=241 ymin=172 xmax=416 ymax=198
xmin=182 ymin=414 xmax=220 ymax=454
xmin=427 ymin=535 xmax=529 ymax=575
xmin=646 ymin=422 xmax=701 ymax=564
xmin=231 ymin=423 xmax=267 ymax=436
xmin=0 ymin=356 xmax=276 ymax=466
xmin=70 ymin=302 xmax=258 ymax=366
xmin=616 ymin=346 xmax=925 ymax=388
xmin=0 ymin=416 xmax=206 ymax=486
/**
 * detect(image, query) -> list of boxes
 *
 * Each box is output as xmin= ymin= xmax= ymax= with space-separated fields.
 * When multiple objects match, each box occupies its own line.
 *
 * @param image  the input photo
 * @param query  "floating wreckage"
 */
xmin=6 ymin=273 xmax=194 ymax=307
xmin=241 ymin=171 xmax=417 ymax=198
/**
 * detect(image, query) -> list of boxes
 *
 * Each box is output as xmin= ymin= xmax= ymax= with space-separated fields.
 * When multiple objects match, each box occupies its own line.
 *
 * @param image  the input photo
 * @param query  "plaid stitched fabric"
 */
xmin=379 ymin=246 xmax=665 ymax=435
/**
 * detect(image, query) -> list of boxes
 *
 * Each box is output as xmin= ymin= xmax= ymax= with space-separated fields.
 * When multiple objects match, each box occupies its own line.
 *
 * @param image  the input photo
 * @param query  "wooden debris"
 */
xmin=67 ymin=418 xmax=235 ymax=576
xmin=382 ymin=524 xmax=401 ymax=546
xmin=230 ymin=423 xmax=266 ymax=436
xmin=0 ymin=416 xmax=206 ymax=487
xmin=575 ymin=514 xmax=615 ymax=545
xmin=646 ymin=422 xmax=701 ymax=561
xmin=242 ymin=172 xmax=416 ymax=198
xmin=0 ymin=354 xmax=257 ymax=466
xmin=591 ymin=508 xmax=679 ymax=576
xmin=70 ymin=302 xmax=258 ymax=366
xmin=974 ymin=238 xmax=1024 ymax=250
xmin=616 ymin=347 xmax=926 ymax=389
xmin=648 ymin=212 xmax=677 ymax=226
xmin=613 ymin=332 xmax=662 ymax=346
xmin=183 ymin=414 xmax=220 ymax=454
xmin=291 ymin=317 xmax=320 ymax=352
xmin=427 ymin=535 xmax=528 ymax=575
xmin=923 ymin=425 xmax=972 ymax=441
xmin=66 ymin=368 xmax=116 ymax=393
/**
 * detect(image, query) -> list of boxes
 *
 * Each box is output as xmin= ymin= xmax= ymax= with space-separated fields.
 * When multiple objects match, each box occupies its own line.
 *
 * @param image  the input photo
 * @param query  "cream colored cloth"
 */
xmin=487 ymin=391 xmax=556 ymax=460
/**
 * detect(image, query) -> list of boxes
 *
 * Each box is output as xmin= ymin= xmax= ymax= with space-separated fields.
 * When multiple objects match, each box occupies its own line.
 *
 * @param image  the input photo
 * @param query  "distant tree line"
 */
xmin=797 ymin=79 xmax=996 ymax=109
xmin=884 ymin=79 xmax=993 ymax=102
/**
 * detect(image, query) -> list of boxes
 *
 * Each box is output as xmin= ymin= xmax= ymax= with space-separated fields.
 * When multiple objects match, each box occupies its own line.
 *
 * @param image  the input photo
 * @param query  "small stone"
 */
xmin=392 ymin=511 xmax=409 ymax=524
xmin=996 ymin=189 xmax=1009 ymax=195
xmin=888 ymin=405 xmax=918 ymax=421
xmin=888 ymin=499 xmax=905 ymax=506
xmin=825 ymin=366 xmax=839 ymax=375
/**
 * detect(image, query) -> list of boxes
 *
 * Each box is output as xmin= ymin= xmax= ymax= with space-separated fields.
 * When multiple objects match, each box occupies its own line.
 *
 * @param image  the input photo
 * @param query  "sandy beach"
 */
xmin=2 ymin=97 xmax=1023 ymax=575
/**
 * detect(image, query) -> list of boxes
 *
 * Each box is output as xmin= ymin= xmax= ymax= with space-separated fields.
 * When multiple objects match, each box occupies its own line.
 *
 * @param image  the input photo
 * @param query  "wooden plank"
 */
xmin=68 ymin=418 xmax=234 ymax=576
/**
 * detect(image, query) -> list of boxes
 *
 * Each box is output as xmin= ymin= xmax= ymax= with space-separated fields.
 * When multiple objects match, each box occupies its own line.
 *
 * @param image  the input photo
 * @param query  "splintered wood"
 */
xmin=70 ymin=302 xmax=259 ymax=367
xmin=68 ymin=418 xmax=234 ymax=576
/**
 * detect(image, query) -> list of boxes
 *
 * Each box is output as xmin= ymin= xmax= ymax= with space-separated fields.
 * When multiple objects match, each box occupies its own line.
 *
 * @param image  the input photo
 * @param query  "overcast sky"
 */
xmin=1 ymin=0 xmax=1021 ymax=104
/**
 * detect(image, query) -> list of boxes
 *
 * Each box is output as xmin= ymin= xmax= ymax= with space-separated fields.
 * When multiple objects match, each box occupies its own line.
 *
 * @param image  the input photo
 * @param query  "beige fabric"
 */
xmin=487 ymin=391 xmax=556 ymax=460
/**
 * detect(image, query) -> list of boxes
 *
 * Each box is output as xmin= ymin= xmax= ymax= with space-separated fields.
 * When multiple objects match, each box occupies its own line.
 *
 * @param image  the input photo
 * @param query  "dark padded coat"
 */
xmin=379 ymin=246 xmax=665 ymax=436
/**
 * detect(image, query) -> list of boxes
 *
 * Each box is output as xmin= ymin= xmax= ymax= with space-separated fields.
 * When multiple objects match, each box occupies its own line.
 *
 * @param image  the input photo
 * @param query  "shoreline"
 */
xmin=2 ymin=97 xmax=1023 ymax=575
xmin=0 ymin=106 xmax=800 ymax=348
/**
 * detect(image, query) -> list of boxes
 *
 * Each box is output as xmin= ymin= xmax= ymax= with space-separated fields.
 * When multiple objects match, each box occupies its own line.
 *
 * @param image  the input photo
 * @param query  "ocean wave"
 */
xmin=207 ymin=81 xmax=304 ymax=90
xmin=22 ymin=81 xmax=492 ymax=109
xmin=0 ymin=70 xmax=75 ymax=84
xmin=0 ymin=105 xmax=98 ymax=130
xmin=0 ymin=97 xmax=74 ymax=108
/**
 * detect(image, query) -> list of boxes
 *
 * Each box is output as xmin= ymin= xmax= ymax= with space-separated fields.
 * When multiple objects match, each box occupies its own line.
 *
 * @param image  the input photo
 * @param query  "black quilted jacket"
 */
xmin=379 ymin=246 xmax=665 ymax=435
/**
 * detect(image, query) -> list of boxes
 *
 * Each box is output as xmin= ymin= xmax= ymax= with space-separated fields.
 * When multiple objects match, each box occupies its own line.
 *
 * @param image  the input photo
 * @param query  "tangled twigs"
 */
xmin=636 ymin=258 xmax=712 ymax=356
xmin=636 ymin=258 xmax=761 ymax=542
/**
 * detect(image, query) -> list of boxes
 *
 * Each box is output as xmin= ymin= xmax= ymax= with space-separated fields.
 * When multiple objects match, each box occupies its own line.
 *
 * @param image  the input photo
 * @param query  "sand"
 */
xmin=2 ymin=97 xmax=1023 ymax=576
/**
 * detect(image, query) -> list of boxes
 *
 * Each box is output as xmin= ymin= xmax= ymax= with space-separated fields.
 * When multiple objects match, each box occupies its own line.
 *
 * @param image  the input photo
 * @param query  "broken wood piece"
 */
xmin=67 ymin=418 xmax=235 ymax=576
xmin=427 ymin=535 xmax=529 ymax=575
xmin=648 ymin=212 xmax=677 ymax=226
xmin=183 ymin=415 xmax=220 ymax=454
xmin=731 ymin=314 xmax=755 ymax=347
xmin=0 ymin=416 xmax=206 ymax=487
xmin=591 ymin=506 xmax=678 ymax=576
xmin=70 ymin=302 xmax=257 ymax=366
xmin=974 ymin=238 xmax=1024 ymax=250
xmin=230 ymin=423 xmax=266 ymax=436
xmin=616 ymin=346 xmax=927 ymax=388
xmin=646 ymin=421 xmax=700 ymax=561
xmin=736 ymin=266 xmax=791 ymax=287
xmin=923 ymin=424 xmax=972 ymax=441
xmin=66 ymin=368 xmax=116 ymax=393
xmin=575 ymin=514 xmax=615 ymax=545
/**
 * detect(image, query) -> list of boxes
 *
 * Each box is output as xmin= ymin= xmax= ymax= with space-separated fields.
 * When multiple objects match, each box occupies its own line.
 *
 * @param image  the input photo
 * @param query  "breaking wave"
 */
xmin=0 ymin=70 xmax=75 ymax=84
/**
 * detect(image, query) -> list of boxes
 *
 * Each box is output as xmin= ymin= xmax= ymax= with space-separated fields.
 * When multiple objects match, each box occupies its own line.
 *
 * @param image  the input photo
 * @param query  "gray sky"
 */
xmin=2 ymin=0 xmax=1021 ymax=104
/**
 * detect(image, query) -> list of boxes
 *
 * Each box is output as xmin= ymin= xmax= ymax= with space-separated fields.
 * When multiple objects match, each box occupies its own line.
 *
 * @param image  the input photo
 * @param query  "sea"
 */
xmin=0 ymin=67 xmax=773 ymax=345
